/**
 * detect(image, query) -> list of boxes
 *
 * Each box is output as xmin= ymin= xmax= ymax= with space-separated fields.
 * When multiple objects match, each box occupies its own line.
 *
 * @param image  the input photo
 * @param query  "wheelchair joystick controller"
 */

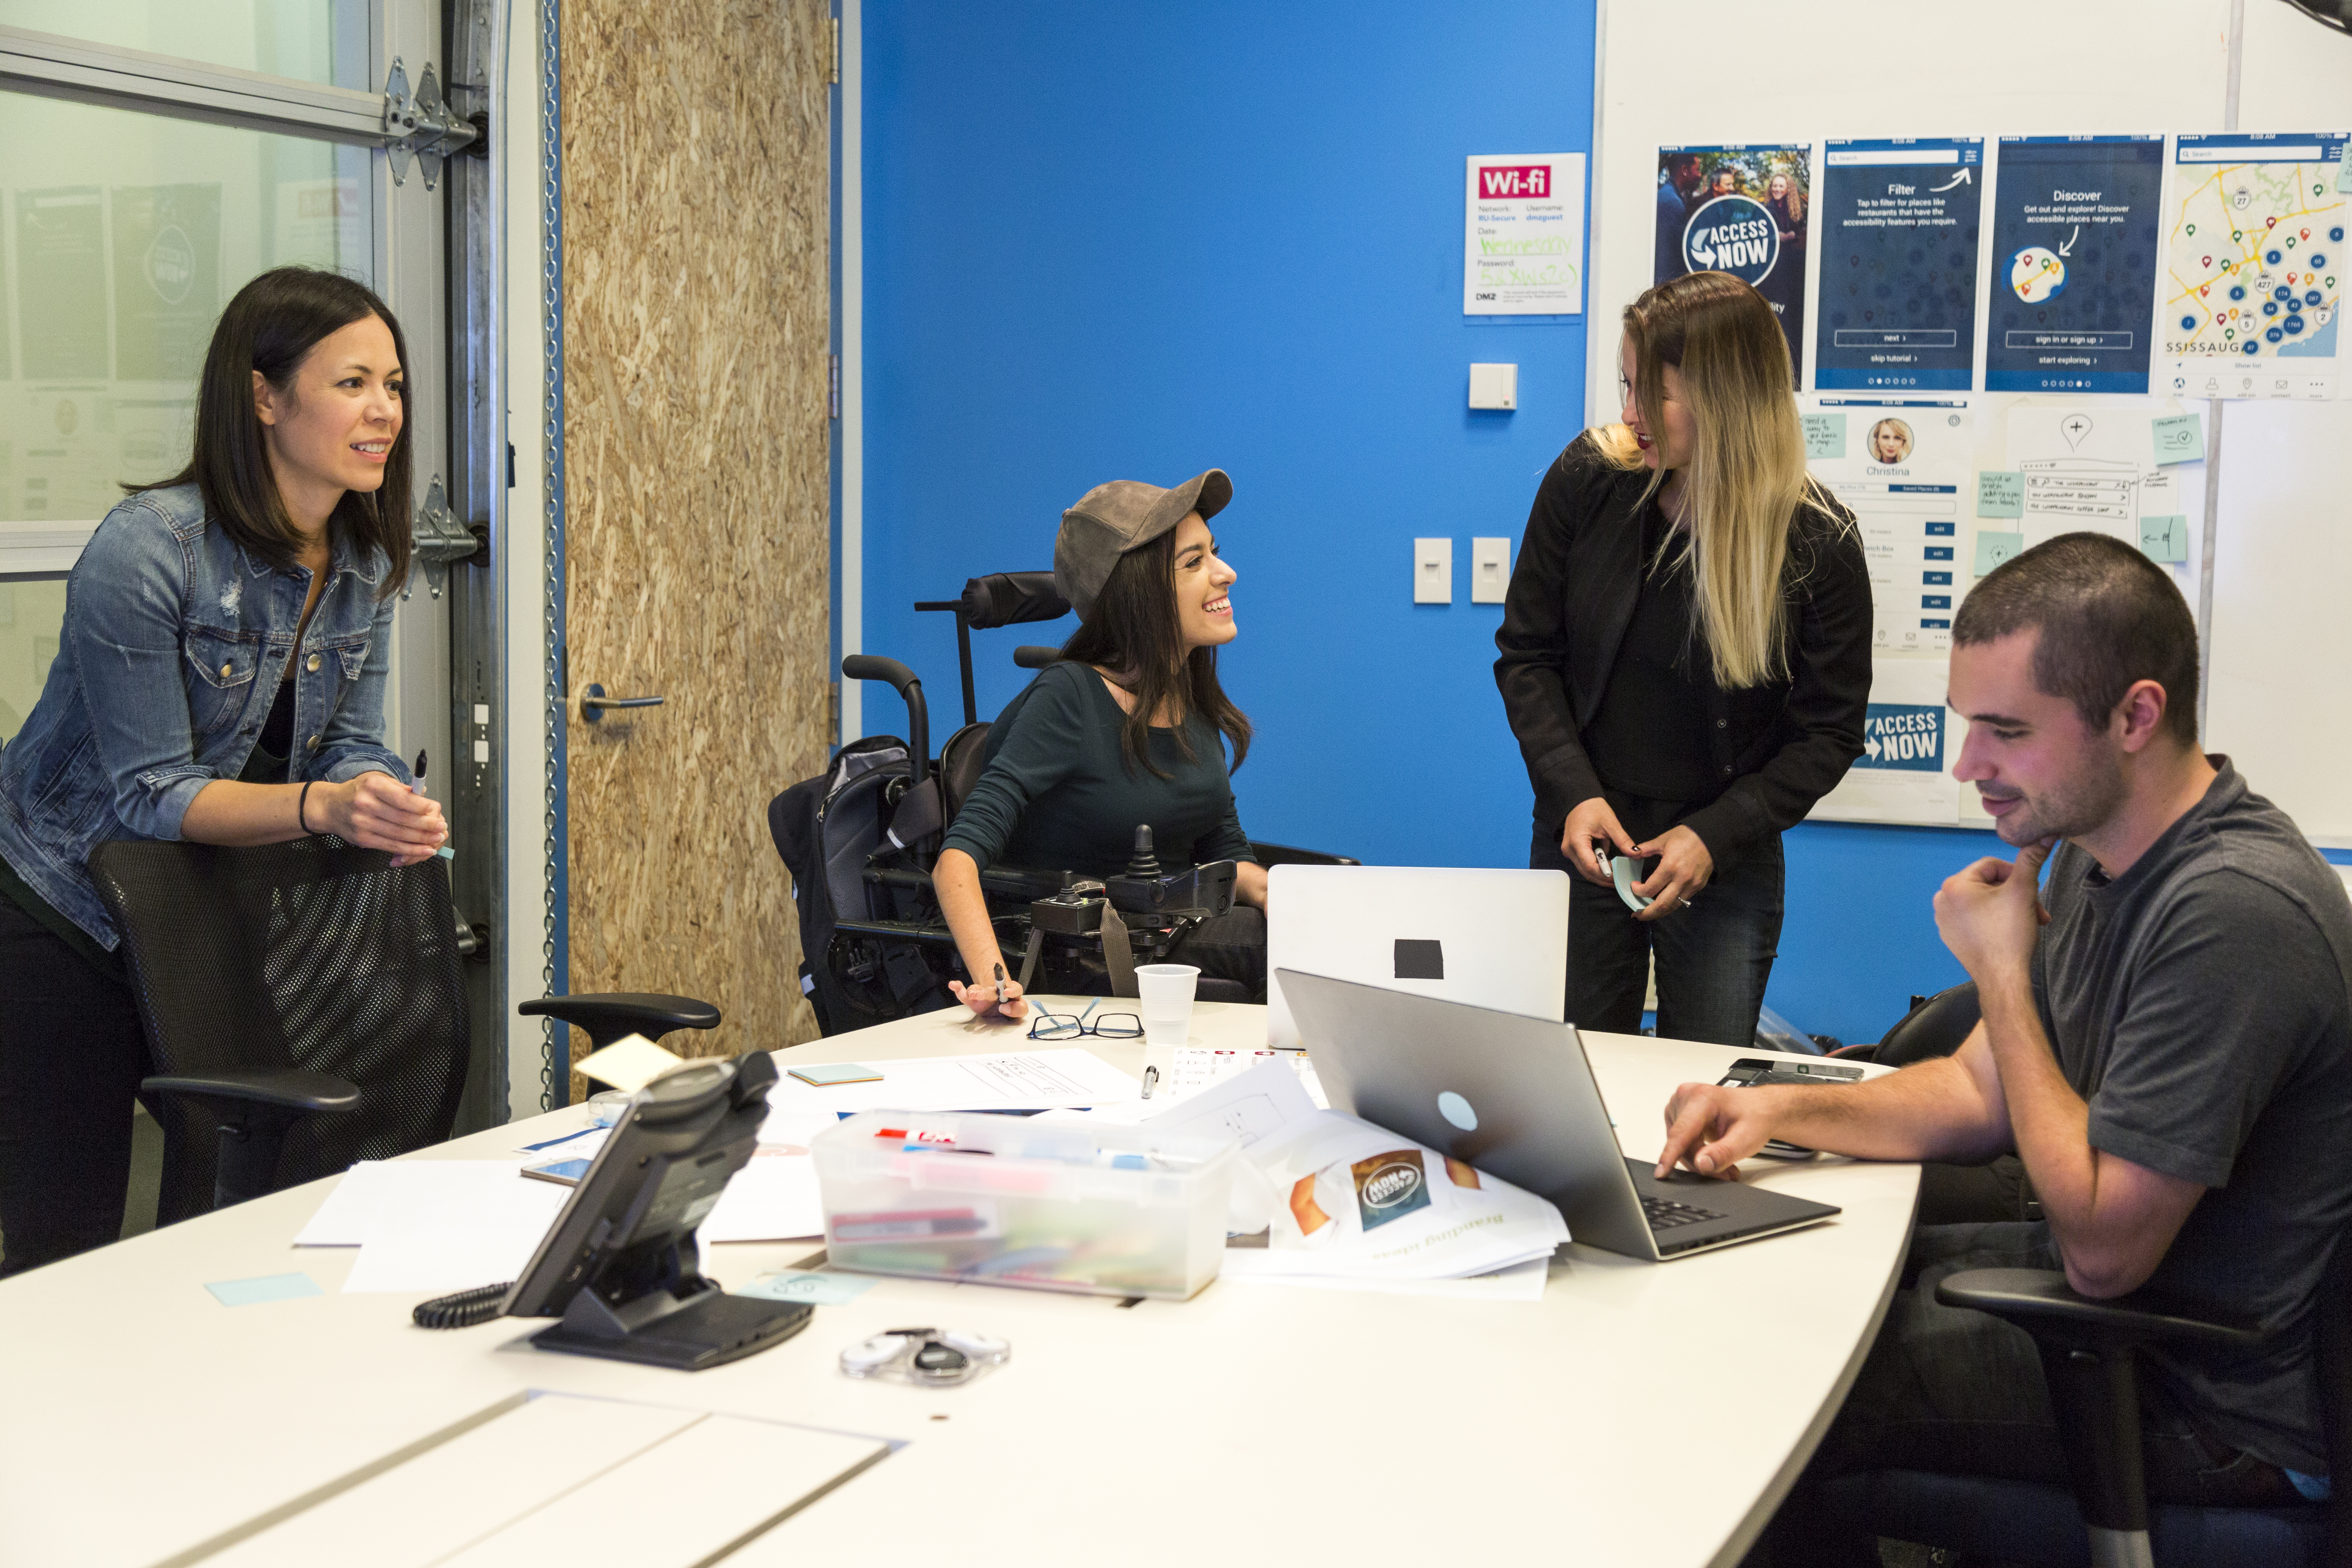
xmin=1123 ymin=824 xmax=1162 ymax=880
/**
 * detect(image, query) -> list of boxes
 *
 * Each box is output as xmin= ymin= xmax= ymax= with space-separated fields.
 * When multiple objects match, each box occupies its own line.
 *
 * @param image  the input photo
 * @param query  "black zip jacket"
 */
xmin=1493 ymin=432 xmax=1873 ymax=863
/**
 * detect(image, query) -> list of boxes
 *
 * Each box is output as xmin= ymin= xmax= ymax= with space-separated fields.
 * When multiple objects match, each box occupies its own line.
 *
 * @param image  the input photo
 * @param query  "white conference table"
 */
xmin=0 ymin=1000 xmax=1918 ymax=1568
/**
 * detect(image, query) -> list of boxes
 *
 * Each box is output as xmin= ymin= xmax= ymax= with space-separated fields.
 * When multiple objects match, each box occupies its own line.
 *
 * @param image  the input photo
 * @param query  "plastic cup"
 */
xmin=1135 ymin=964 xmax=1201 ymax=1047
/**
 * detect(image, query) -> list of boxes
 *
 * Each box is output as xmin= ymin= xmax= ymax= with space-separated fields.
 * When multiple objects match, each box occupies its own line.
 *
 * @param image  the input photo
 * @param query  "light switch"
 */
xmin=1471 ymin=537 xmax=1511 ymax=604
xmin=1468 ymin=363 xmax=1518 ymax=410
xmin=1414 ymin=537 xmax=1453 ymax=604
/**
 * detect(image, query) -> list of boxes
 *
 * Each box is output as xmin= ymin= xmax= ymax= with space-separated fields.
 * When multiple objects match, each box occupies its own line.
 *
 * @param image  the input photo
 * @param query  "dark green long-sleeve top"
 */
xmin=940 ymin=661 xmax=1254 ymax=880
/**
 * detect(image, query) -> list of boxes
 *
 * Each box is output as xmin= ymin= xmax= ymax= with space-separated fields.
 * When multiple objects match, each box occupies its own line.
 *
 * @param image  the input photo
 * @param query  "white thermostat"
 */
xmin=1468 ymin=363 xmax=1518 ymax=410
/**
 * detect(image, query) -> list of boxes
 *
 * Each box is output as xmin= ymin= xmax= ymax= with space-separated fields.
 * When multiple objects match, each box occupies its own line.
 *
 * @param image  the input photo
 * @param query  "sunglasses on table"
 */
xmin=1027 ymin=997 xmax=1143 ymax=1041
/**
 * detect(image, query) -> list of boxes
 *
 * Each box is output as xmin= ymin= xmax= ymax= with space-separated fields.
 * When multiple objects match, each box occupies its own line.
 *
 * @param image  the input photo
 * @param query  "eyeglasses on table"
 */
xmin=1027 ymin=998 xmax=1143 ymax=1040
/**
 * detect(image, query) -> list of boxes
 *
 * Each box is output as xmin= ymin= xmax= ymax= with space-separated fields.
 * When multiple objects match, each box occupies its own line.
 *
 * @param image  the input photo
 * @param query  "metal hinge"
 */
xmin=405 ymin=474 xmax=483 ymax=600
xmin=384 ymin=58 xmax=480 ymax=190
xmin=829 ymin=18 xmax=840 ymax=84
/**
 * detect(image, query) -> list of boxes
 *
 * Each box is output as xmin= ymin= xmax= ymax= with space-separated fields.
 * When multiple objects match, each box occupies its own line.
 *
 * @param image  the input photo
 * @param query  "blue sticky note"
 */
xmin=2140 ymin=514 xmax=2190 ymax=564
xmin=738 ymin=1270 xmax=878 ymax=1306
xmin=1801 ymin=412 xmax=1846 ymax=460
xmin=1976 ymin=472 xmax=2024 ymax=518
xmin=206 ymin=1272 xmax=323 ymax=1307
xmin=1973 ymin=531 xmax=2025 ymax=577
xmin=2152 ymin=413 xmax=2205 ymax=465
xmin=2337 ymin=157 xmax=2352 ymax=195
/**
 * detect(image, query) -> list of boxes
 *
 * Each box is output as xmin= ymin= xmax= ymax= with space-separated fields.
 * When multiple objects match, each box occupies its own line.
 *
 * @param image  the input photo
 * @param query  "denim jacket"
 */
xmin=0 ymin=483 xmax=408 ymax=947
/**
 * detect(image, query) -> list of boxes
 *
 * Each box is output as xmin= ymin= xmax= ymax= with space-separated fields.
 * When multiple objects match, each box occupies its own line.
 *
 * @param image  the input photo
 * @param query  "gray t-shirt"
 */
xmin=2034 ymin=759 xmax=2352 ymax=1473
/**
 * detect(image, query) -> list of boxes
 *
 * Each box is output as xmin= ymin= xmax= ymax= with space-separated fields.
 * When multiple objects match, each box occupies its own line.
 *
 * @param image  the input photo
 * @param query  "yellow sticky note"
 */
xmin=575 ymin=1032 xmax=686 ymax=1092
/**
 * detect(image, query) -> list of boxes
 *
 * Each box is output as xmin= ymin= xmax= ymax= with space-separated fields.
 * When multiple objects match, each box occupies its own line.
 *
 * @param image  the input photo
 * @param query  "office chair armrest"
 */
xmin=141 ymin=1070 xmax=361 ymax=1116
xmin=519 ymin=993 xmax=722 ymax=1053
xmin=1937 ymin=1268 xmax=2271 ymax=1352
xmin=1247 ymin=841 xmax=1361 ymax=869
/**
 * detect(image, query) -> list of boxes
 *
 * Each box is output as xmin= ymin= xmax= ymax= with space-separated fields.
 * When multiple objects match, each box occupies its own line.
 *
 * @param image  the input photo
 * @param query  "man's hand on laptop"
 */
xmin=1655 ymin=1082 xmax=1783 ymax=1180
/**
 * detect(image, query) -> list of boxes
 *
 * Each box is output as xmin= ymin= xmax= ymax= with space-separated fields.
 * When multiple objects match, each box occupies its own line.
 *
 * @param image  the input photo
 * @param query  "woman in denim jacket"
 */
xmin=0 ymin=268 xmax=447 ymax=1274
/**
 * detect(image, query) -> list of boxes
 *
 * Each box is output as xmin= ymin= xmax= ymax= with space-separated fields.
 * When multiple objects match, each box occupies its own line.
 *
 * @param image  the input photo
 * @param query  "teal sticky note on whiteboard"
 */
xmin=1974 ymin=532 xmax=2025 ymax=576
xmin=2337 ymin=157 xmax=2352 ymax=194
xmin=2140 ymin=514 xmax=2189 ymax=564
xmin=1801 ymin=413 xmax=1846 ymax=460
xmin=2151 ymin=413 xmax=2205 ymax=464
xmin=1976 ymin=472 xmax=2024 ymax=518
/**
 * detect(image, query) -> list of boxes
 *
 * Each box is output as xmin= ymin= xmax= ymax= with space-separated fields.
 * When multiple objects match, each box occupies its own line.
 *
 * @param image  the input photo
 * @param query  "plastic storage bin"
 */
xmin=812 ymin=1111 xmax=1238 ymax=1300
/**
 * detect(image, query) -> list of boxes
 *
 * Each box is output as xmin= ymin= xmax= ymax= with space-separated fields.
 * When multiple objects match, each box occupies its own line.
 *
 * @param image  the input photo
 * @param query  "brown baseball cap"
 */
xmin=1054 ymin=469 xmax=1233 ymax=621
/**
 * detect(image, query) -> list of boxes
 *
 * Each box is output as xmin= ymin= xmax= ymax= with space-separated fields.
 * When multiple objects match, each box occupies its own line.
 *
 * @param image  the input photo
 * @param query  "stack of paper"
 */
xmin=1136 ymin=1062 xmax=1568 ymax=1296
xmin=764 ymin=1047 xmax=1140 ymax=1117
xmin=296 ymin=1161 xmax=570 ymax=1293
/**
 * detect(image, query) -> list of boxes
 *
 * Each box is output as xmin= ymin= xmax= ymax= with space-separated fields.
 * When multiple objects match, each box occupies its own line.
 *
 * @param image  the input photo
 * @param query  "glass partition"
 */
xmin=0 ymin=91 xmax=373 ymax=526
xmin=0 ymin=0 xmax=371 ymax=90
xmin=0 ymin=577 xmax=65 ymax=742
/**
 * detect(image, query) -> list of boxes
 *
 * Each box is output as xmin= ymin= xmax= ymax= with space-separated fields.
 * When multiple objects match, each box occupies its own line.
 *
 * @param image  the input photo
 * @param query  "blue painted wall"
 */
xmin=852 ymin=1 xmax=2352 ymax=1050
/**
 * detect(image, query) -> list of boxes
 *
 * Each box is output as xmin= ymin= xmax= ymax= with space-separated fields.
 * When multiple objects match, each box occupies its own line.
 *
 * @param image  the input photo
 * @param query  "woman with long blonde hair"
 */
xmin=1494 ymin=271 xmax=1871 ymax=1046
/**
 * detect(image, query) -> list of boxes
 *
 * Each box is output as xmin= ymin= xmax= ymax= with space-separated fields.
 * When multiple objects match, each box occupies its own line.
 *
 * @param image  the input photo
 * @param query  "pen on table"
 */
xmin=1141 ymin=1064 xmax=1158 ymax=1101
xmin=993 ymin=962 xmax=1013 ymax=1011
xmin=413 ymin=748 xmax=456 ymax=860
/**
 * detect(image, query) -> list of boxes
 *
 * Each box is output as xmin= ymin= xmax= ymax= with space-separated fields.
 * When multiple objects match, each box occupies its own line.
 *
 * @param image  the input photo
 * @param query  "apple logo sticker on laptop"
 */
xmin=1437 ymin=1091 xmax=1478 ymax=1131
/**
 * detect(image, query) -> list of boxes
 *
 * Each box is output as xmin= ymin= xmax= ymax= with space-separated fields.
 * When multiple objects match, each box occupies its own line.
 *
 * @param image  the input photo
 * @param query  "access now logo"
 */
xmin=1478 ymin=164 xmax=1551 ymax=199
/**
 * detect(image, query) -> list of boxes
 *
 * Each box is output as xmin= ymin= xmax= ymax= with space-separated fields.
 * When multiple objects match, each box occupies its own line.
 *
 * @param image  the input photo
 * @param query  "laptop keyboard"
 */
xmin=1642 ymin=1194 xmax=1728 ymax=1231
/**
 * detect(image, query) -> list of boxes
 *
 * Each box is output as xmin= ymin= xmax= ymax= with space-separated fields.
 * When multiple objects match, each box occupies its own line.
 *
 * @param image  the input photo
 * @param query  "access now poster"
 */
xmin=2161 ymin=132 xmax=2346 ymax=401
xmin=1656 ymin=144 xmax=1811 ymax=384
xmin=1984 ymin=136 xmax=2165 ymax=394
xmin=1815 ymin=139 xmax=1983 ymax=391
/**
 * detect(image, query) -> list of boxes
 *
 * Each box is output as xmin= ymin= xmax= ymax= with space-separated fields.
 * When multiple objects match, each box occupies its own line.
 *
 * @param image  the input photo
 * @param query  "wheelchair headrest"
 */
xmin=961 ymin=572 xmax=1071 ymax=630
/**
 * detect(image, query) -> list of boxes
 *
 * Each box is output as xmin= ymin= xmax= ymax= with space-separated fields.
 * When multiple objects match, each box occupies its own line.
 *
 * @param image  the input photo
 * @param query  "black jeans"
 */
xmin=1532 ymin=815 xmax=1785 ymax=1049
xmin=0 ymin=897 xmax=148 ymax=1276
xmin=1760 ymin=1221 xmax=2303 ymax=1563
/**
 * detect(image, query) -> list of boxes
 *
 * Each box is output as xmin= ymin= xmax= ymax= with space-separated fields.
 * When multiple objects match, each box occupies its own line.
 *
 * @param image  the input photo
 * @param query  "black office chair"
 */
xmin=90 ymin=836 xmax=719 ymax=1221
xmin=1815 ymin=1241 xmax=2349 ymax=1566
xmin=1836 ymin=980 xmax=1981 ymax=1067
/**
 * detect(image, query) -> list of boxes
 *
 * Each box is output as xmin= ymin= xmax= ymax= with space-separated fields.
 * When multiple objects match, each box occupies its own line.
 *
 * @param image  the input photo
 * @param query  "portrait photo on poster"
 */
xmin=1656 ymin=143 xmax=1812 ymax=384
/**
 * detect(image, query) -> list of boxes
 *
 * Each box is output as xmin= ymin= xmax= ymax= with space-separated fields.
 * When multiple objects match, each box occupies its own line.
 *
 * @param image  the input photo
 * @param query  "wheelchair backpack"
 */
xmin=766 ymin=733 xmax=958 ymax=1034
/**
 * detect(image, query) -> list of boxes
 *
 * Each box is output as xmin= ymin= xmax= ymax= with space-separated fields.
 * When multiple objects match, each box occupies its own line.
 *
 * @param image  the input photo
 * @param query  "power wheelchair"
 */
xmin=768 ymin=571 xmax=1354 ymax=1036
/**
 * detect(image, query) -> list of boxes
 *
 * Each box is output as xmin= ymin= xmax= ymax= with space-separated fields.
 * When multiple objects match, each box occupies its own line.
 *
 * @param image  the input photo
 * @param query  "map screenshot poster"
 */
xmin=2162 ymin=131 xmax=2345 ymax=401
xmin=1815 ymin=139 xmax=1983 ymax=391
xmin=1985 ymin=136 xmax=2164 ymax=394
xmin=1656 ymin=143 xmax=1811 ymax=383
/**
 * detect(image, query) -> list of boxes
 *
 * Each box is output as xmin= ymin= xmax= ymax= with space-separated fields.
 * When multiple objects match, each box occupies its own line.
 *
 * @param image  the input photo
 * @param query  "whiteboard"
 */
xmin=1588 ymin=0 xmax=2351 ymax=843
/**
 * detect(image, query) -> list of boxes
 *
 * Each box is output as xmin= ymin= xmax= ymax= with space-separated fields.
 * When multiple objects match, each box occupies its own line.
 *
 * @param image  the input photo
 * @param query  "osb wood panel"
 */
xmin=561 ymin=0 xmax=830 ymax=1092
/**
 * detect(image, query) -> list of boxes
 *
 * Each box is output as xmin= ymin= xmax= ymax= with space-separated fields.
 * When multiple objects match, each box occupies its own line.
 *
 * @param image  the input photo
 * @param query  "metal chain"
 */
xmin=538 ymin=0 xmax=570 ymax=1113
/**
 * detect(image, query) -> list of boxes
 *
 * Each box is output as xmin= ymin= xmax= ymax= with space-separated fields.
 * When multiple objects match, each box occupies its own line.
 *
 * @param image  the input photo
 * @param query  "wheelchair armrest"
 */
xmin=519 ymin=993 xmax=722 ymax=1053
xmin=1247 ymin=841 xmax=1361 ymax=869
xmin=1937 ymin=1267 xmax=2270 ymax=1352
xmin=141 ymin=1070 xmax=361 ymax=1118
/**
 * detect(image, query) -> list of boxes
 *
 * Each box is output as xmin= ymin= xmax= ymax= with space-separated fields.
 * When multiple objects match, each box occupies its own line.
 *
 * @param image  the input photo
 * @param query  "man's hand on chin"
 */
xmin=1934 ymin=838 xmax=2055 ymax=989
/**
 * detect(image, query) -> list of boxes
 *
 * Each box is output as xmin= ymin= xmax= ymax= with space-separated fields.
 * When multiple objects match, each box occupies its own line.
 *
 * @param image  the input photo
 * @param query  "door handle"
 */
xmin=579 ymin=682 xmax=664 ymax=723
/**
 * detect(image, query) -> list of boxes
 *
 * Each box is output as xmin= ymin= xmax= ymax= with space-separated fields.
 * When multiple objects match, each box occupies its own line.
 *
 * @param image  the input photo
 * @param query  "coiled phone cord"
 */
xmin=412 ymin=1281 xmax=512 ymax=1329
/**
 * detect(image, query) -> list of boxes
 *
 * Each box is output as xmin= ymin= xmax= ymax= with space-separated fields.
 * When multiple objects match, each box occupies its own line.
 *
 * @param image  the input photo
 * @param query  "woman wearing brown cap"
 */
xmin=1494 ymin=271 xmax=1871 ymax=1048
xmin=933 ymin=470 xmax=1267 ymax=1018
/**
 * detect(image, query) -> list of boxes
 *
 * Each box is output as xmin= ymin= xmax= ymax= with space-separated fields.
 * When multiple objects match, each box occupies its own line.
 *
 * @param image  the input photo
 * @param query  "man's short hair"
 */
xmin=1953 ymin=532 xmax=2200 ymax=745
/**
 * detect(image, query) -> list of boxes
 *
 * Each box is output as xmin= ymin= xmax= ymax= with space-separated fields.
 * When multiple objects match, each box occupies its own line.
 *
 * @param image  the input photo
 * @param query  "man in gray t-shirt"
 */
xmin=1655 ymin=533 xmax=2352 ymax=1542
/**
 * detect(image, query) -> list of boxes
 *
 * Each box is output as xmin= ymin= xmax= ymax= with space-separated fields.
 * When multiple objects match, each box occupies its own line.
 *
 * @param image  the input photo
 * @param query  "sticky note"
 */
xmin=739 ymin=1270 xmax=878 ymax=1306
xmin=575 ymin=1031 xmax=686 ymax=1092
xmin=2152 ymin=413 xmax=2205 ymax=464
xmin=1801 ymin=412 xmax=1846 ymax=460
xmin=788 ymin=1061 xmax=883 ymax=1087
xmin=2337 ymin=157 xmax=2352 ymax=195
xmin=2140 ymin=514 xmax=2190 ymax=564
xmin=1976 ymin=472 xmax=2024 ymax=518
xmin=1973 ymin=531 xmax=2025 ymax=577
xmin=207 ymin=1272 xmax=323 ymax=1307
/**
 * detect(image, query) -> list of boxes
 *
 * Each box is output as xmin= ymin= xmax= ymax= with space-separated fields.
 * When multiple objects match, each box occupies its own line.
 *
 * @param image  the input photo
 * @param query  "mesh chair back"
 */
xmin=89 ymin=836 xmax=470 ymax=1225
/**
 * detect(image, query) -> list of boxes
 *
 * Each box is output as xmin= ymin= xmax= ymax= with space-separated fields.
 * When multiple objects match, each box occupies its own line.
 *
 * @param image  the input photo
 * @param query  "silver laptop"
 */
xmin=1276 ymin=968 xmax=1839 ymax=1261
xmin=1265 ymin=865 xmax=1569 ymax=1049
